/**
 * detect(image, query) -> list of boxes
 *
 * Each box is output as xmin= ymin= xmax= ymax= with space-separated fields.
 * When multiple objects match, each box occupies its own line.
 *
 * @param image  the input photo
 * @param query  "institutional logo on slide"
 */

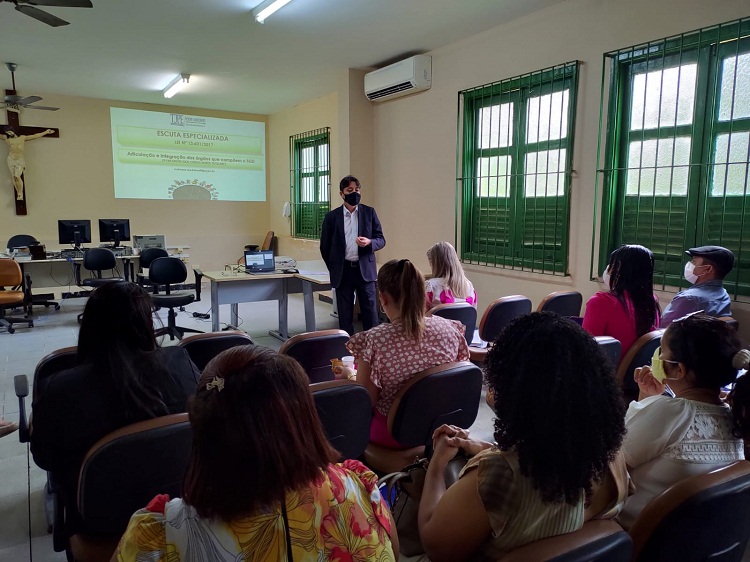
xmin=170 ymin=114 xmax=184 ymax=126
xmin=169 ymin=179 xmax=218 ymax=200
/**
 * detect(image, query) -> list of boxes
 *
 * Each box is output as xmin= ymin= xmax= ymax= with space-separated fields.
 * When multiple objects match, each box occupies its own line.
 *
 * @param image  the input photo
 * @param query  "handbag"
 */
xmin=379 ymin=455 xmax=468 ymax=557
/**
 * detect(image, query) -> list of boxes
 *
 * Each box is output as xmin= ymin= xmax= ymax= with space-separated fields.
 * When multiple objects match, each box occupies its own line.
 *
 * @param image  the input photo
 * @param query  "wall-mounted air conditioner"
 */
xmin=364 ymin=55 xmax=432 ymax=102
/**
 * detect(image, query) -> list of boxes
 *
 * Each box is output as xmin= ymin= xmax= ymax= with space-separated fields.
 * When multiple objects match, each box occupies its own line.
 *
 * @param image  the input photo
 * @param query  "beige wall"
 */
xmin=1 ymin=94 xmax=269 ymax=272
xmin=367 ymin=0 xmax=750 ymax=329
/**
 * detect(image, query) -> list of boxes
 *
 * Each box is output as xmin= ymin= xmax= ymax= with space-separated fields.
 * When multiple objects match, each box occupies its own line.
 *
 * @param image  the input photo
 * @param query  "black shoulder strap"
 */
xmin=281 ymin=501 xmax=294 ymax=562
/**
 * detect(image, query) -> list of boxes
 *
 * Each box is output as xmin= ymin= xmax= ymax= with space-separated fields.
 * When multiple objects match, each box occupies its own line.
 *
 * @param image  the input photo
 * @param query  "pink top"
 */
xmin=425 ymin=277 xmax=478 ymax=308
xmin=347 ymin=316 xmax=470 ymax=416
xmin=582 ymin=291 xmax=660 ymax=360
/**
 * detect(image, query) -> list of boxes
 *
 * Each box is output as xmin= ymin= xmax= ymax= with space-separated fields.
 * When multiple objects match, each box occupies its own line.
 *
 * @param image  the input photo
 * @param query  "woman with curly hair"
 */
xmin=418 ymin=312 xmax=627 ymax=561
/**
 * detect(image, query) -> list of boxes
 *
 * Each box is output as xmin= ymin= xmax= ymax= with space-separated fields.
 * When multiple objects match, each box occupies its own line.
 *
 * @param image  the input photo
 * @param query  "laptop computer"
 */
xmin=244 ymin=249 xmax=276 ymax=274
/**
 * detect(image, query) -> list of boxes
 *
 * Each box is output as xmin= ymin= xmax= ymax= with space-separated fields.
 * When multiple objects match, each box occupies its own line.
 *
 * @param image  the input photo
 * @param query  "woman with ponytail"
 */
xmin=618 ymin=313 xmax=748 ymax=529
xmin=342 ymin=259 xmax=470 ymax=448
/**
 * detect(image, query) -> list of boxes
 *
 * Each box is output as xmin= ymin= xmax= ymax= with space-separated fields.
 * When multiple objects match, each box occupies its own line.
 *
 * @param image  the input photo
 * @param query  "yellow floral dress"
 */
xmin=115 ymin=460 xmax=395 ymax=562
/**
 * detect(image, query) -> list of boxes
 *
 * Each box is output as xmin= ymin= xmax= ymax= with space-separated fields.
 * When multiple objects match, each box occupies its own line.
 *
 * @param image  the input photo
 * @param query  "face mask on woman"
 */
xmin=602 ymin=268 xmax=611 ymax=290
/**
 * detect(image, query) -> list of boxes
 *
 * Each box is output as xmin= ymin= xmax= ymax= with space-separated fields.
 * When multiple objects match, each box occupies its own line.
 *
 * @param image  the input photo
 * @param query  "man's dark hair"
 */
xmin=486 ymin=312 xmax=626 ymax=505
xmin=339 ymin=175 xmax=360 ymax=191
xmin=183 ymin=345 xmax=339 ymax=520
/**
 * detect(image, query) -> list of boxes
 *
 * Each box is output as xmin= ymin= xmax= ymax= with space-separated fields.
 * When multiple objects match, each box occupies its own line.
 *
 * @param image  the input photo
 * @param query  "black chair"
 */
xmin=427 ymin=302 xmax=478 ymax=345
xmin=470 ymin=295 xmax=532 ymax=363
xmin=630 ymin=460 xmax=750 ymax=562
xmin=7 ymin=233 xmax=37 ymax=251
xmin=310 ymin=380 xmax=372 ymax=461
xmin=615 ymin=329 xmax=664 ymax=402
xmin=498 ymin=520 xmax=632 ymax=562
xmin=149 ymin=257 xmax=203 ymax=341
xmin=69 ymin=414 xmax=192 ymax=562
xmin=594 ymin=336 xmax=622 ymax=369
xmin=135 ymin=247 xmax=169 ymax=292
xmin=178 ymin=331 xmax=254 ymax=371
xmin=537 ymin=291 xmax=583 ymax=317
xmin=74 ymin=248 xmax=124 ymax=289
xmin=279 ymin=329 xmax=350 ymax=383
xmin=363 ymin=361 xmax=483 ymax=474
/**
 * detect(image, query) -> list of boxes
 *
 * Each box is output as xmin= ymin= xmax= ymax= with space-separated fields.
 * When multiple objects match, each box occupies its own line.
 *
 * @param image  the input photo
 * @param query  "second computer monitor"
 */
xmin=58 ymin=220 xmax=92 ymax=247
xmin=99 ymin=219 xmax=131 ymax=247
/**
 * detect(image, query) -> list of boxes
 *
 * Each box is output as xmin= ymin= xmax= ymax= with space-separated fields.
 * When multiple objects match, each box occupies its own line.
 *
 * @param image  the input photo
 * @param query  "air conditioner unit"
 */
xmin=364 ymin=55 xmax=432 ymax=102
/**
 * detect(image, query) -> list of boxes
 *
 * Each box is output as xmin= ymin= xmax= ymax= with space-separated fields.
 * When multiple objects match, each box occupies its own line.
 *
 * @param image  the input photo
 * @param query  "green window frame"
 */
xmin=458 ymin=62 xmax=580 ymax=275
xmin=595 ymin=17 xmax=750 ymax=297
xmin=290 ymin=128 xmax=330 ymax=239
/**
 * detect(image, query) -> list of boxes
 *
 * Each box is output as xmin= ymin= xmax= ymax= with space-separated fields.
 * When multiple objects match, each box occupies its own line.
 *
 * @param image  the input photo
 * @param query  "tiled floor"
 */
xmin=0 ymin=289 xmax=495 ymax=561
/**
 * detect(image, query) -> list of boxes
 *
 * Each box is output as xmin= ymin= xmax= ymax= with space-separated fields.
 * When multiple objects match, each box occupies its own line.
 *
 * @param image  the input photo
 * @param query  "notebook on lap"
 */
xmin=244 ymin=250 xmax=276 ymax=274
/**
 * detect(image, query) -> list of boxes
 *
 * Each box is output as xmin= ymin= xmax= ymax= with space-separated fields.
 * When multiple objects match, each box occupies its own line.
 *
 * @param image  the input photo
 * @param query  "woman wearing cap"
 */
xmin=661 ymin=245 xmax=734 ymax=327
xmin=617 ymin=313 xmax=749 ymax=529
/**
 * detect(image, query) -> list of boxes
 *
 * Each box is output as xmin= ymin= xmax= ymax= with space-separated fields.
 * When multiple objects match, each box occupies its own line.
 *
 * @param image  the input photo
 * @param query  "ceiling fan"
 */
xmin=2 ymin=0 xmax=93 ymax=27
xmin=2 ymin=63 xmax=59 ymax=111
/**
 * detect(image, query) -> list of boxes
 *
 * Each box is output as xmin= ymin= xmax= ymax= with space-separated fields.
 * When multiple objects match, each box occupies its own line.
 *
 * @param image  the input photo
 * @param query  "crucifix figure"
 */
xmin=1 ymin=90 xmax=59 ymax=216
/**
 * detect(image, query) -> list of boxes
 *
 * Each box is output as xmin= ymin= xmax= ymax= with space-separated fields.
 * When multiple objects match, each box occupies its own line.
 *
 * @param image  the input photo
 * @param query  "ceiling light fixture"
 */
xmin=163 ymin=73 xmax=190 ymax=99
xmin=252 ymin=0 xmax=294 ymax=24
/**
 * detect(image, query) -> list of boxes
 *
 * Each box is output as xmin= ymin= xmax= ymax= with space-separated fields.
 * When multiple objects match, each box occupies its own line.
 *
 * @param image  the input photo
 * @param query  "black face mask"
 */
xmin=344 ymin=191 xmax=361 ymax=206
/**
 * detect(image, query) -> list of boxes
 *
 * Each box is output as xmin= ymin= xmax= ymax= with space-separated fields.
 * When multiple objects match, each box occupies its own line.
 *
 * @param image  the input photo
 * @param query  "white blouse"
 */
xmin=618 ymin=395 xmax=745 ymax=529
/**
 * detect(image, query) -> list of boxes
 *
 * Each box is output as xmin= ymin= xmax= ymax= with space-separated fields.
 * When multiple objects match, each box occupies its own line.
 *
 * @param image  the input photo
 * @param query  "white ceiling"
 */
xmin=0 ymin=0 xmax=565 ymax=115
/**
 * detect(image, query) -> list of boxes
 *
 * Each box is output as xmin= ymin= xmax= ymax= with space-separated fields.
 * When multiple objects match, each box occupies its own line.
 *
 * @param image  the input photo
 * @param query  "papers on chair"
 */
xmin=470 ymin=329 xmax=488 ymax=348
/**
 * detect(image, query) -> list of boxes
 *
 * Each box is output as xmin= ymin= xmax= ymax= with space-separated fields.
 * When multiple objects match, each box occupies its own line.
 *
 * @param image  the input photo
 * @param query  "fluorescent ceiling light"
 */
xmin=252 ymin=0 xmax=294 ymax=24
xmin=163 ymin=73 xmax=190 ymax=99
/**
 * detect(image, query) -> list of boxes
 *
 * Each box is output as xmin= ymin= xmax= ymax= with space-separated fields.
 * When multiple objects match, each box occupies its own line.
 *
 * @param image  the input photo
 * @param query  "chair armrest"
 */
xmin=14 ymin=375 xmax=30 ymax=443
xmin=193 ymin=268 xmax=204 ymax=302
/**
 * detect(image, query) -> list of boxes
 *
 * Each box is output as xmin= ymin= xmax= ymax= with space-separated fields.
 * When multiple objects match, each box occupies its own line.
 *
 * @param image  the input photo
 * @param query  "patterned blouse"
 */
xmin=114 ymin=460 xmax=395 ymax=562
xmin=425 ymin=277 xmax=477 ymax=309
xmin=347 ymin=315 xmax=470 ymax=416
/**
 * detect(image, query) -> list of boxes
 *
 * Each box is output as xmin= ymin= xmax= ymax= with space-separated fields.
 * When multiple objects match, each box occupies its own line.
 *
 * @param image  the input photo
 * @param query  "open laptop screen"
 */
xmin=245 ymin=250 xmax=275 ymax=272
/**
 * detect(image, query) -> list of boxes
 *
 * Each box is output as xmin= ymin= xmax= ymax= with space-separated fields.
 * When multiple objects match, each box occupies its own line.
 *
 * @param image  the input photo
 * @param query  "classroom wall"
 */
xmin=0 ymin=94 xmax=269 ymax=272
xmin=367 ymin=0 xmax=750 ymax=328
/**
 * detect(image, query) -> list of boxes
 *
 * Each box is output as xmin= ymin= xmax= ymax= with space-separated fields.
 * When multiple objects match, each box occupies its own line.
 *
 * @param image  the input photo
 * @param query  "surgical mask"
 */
xmin=344 ymin=192 xmax=361 ymax=206
xmin=684 ymin=261 xmax=700 ymax=284
xmin=650 ymin=347 xmax=679 ymax=383
xmin=602 ymin=268 xmax=611 ymax=290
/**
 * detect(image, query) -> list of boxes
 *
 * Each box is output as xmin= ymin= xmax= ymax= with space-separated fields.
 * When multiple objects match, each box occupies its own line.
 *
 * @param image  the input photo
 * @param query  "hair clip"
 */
xmin=206 ymin=376 xmax=225 ymax=392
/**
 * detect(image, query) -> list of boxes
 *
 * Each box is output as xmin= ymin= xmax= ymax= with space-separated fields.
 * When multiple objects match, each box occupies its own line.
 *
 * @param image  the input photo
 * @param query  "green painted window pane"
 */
xmin=712 ymin=132 xmax=750 ymax=196
xmin=524 ymin=149 xmax=566 ymax=197
xmin=719 ymin=53 xmax=750 ymax=121
xmin=478 ymin=103 xmax=513 ymax=148
xmin=526 ymin=90 xmax=569 ymax=143
xmin=626 ymin=137 xmax=692 ymax=196
xmin=476 ymin=155 xmax=511 ymax=197
xmin=630 ymin=64 xmax=697 ymax=130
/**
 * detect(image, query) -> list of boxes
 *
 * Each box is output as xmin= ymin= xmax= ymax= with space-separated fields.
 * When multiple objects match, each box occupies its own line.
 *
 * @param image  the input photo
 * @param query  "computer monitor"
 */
xmin=58 ymin=220 xmax=92 ymax=247
xmin=133 ymin=234 xmax=166 ymax=250
xmin=98 ymin=218 xmax=131 ymax=247
xmin=244 ymin=250 xmax=275 ymax=273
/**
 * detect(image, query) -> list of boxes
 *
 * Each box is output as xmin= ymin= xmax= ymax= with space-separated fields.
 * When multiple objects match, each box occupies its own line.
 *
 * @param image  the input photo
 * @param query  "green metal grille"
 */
xmin=290 ymin=128 xmax=330 ymax=239
xmin=457 ymin=62 xmax=579 ymax=275
xmin=594 ymin=17 xmax=750 ymax=298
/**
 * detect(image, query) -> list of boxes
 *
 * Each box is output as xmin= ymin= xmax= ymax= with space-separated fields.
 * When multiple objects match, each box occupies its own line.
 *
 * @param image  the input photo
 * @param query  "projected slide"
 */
xmin=110 ymin=108 xmax=266 ymax=201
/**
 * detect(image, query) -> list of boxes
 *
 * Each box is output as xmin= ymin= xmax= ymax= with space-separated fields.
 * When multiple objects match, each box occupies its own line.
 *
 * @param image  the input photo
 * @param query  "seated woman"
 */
xmin=114 ymin=345 xmax=399 ymax=561
xmin=617 ymin=313 xmax=749 ymax=529
xmin=418 ymin=312 xmax=627 ymax=561
xmin=425 ymin=241 xmax=477 ymax=309
xmin=583 ymin=244 xmax=660 ymax=359
xmin=31 ymin=281 xmax=200 ymax=538
xmin=344 ymin=258 xmax=470 ymax=449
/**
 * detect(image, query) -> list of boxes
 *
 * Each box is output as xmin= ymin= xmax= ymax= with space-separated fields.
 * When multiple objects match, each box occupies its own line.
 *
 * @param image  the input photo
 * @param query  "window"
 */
xmin=290 ymin=128 xmax=330 ymax=239
xmin=458 ymin=62 xmax=580 ymax=274
xmin=595 ymin=18 xmax=750 ymax=296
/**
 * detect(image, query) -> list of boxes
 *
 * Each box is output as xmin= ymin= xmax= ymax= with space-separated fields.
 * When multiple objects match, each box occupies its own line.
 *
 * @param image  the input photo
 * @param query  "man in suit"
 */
xmin=320 ymin=175 xmax=385 ymax=334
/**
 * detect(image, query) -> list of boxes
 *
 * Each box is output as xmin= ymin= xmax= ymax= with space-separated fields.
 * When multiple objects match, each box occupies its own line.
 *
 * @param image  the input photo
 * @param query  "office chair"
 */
xmin=149 ymin=257 xmax=203 ymax=341
xmin=178 ymin=331 xmax=254 ymax=371
xmin=363 ymin=361 xmax=482 ymax=474
xmin=469 ymin=295 xmax=532 ymax=363
xmin=629 ymin=461 xmax=750 ymax=562
xmin=135 ymin=247 xmax=169 ymax=293
xmin=310 ymin=380 xmax=372 ymax=461
xmin=0 ymin=259 xmax=33 ymax=333
xmin=244 ymin=230 xmax=276 ymax=252
xmin=537 ymin=290 xmax=583 ymax=317
xmin=74 ymin=248 xmax=124 ymax=289
xmin=427 ymin=302 xmax=478 ymax=345
xmin=7 ymin=233 xmax=37 ymax=251
xmin=6 ymin=234 xmax=60 ymax=311
xmin=594 ymin=336 xmax=622 ymax=369
xmin=615 ymin=329 xmax=664 ymax=402
xmin=279 ymin=329 xmax=350 ymax=383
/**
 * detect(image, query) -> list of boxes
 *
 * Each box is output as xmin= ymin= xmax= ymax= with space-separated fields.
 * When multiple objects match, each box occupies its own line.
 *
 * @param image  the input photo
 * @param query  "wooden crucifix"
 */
xmin=1 ymin=90 xmax=59 ymax=215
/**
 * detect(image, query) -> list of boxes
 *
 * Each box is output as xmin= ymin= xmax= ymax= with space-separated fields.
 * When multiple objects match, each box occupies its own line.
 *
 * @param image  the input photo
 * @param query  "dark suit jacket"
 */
xmin=320 ymin=204 xmax=385 ymax=287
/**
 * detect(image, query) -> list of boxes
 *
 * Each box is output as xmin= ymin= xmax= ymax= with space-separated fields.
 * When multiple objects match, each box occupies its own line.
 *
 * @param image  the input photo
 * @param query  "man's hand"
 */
xmin=356 ymin=236 xmax=371 ymax=247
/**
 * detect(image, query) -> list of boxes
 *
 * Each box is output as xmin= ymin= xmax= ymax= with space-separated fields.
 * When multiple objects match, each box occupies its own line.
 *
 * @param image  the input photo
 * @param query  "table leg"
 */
xmin=302 ymin=280 xmax=316 ymax=332
xmin=210 ymin=281 xmax=220 ymax=332
xmin=230 ymin=303 xmax=239 ymax=328
xmin=269 ymin=279 xmax=290 ymax=341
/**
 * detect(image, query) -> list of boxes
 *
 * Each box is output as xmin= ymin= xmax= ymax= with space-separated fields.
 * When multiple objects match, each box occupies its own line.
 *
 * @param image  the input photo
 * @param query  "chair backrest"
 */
xmin=139 ymin=247 xmax=169 ymax=269
xmin=594 ymin=336 xmax=622 ymax=369
xmin=7 ymin=234 xmax=37 ymax=250
xmin=149 ymin=256 xmax=188 ymax=286
xmin=537 ymin=291 xmax=583 ymax=317
xmin=630 ymin=460 xmax=750 ymax=562
xmin=614 ymin=329 xmax=664 ymax=398
xmin=718 ymin=316 xmax=740 ymax=332
xmin=478 ymin=295 xmax=533 ymax=343
xmin=83 ymin=247 xmax=117 ymax=272
xmin=427 ymin=302 xmax=478 ymax=345
xmin=178 ymin=331 xmax=254 ymax=371
xmin=310 ymin=380 xmax=372 ymax=460
xmin=77 ymin=413 xmax=192 ymax=537
xmin=388 ymin=361 xmax=483 ymax=450
xmin=33 ymin=346 xmax=78 ymax=399
xmin=279 ymin=329 xmax=350 ymax=383
xmin=0 ymin=258 xmax=23 ymax=287
xmin=261 ymin=230 xmax=275 ymax=251
xmin=498 ymin=520 xmax=632 ymax=562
